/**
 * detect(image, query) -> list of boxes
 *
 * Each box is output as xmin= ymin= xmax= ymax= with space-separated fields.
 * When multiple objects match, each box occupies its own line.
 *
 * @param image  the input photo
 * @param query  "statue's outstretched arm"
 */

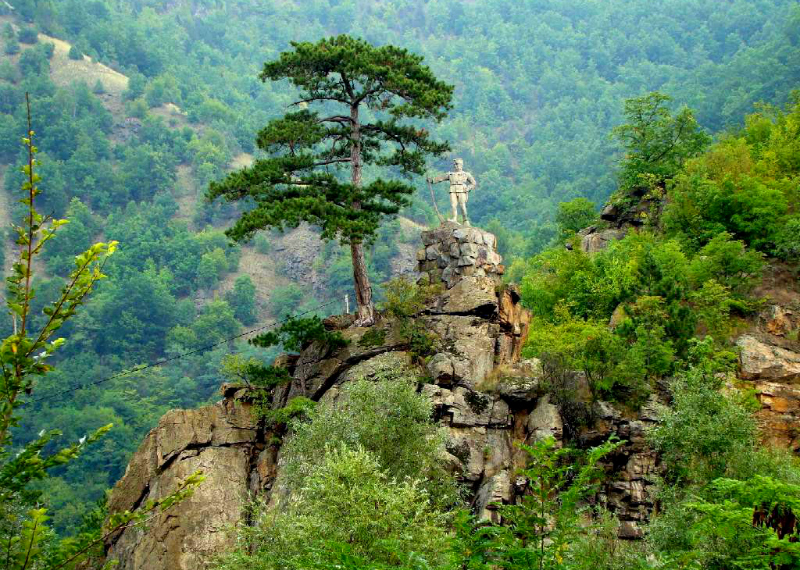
xmin=429 ymin=173 xmax=450 ymax=184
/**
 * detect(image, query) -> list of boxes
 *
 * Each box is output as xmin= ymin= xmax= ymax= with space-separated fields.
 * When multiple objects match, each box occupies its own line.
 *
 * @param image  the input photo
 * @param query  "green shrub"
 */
xmin=556 ymin=197 xmax=596 ymax=239
xmin=689 ymin=279 xmax=734 ymax=337
xmin=17 ymin=27 xmax=38 ymax=44
xmin=409 ymin=326 xmax=438 ymax=359
xmin=647 ymin=340 xmax=756 ymax=486
xmin=250 ymin=316 xmax=347 ymax=353
xmin=663 ymin=97 xmax=800 ymax=256
xmin=524 ymin=311 xmax=624 ymax=401
xmin=450 ymin=436 xmax=622 ymax=570
xmin=646 ymin=348 xmax=779 ymax=568
xmin=18 ymin=47 xmax=49 ymax=77
xmin=615 ymin=296 xmax=676 ymax=380
xmin=773 ymin=215 xmax=800 ymax=261
xmin=381 ymin=277 xmax=435 ymax=318
xmin=214 ymin=372 xmax=456 ymax=570
xmin=4 ymin=38 xmax=19 ymax=55
xmin=67 ymin=44 xmax=82 ymax=60
xmin=613 ymin=91 xmax=710 ymax=192
xmin=219 ymin=354 xmax=295 ymax=421
xmin=688 ymin=232 xmax=764 ymax=295
xmin=225 ymin=275 xmax=257 ymax=325
xmin=684 ymin=476 xmax=800 ymax=569
xmin=566 ymin=509 xmax=651 ymax=570
xmin=380 ymin=277 xmax=441 ymax=359
xmin=520 ymin=235 xmax=642 ymax=322
xmin=357 ymin=327 xmax=386 ymax=347
xmin=214 ymin=446 xmax=450 ymax=570
xmin=281 ymin=373 xmax=456 ymax=507
xmin=253 ymin=232 xmax=271 ymax=254
xmin=0 ymin=60 xmax=17 ymax=82
xmin=144 ymin=74 xmax=181 ymax=107
xmin=263 ymin=396 xmax=315 ymax=425
xmin=125 ymin=97 xmax=148 ymax=119
xmin=268 ymin=284 xmax=304 ymax=319
xmin=520 ymin=228 xmax=761 ymax=401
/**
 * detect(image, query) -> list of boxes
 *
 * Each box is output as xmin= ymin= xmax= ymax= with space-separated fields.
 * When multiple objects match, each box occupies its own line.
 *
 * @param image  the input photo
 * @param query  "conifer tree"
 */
xmin=208 ymin=35 xmax=453 ymax=325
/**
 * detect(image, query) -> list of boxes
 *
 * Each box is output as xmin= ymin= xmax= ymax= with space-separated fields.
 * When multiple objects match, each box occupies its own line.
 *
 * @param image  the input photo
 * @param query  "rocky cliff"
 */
xmin=575 ymin=206 xmax=800 ymax=453
xmin=104 ymin=223 xmax=800 ymax=569
xmin=738 ymin=265 xmax=800 ymax=452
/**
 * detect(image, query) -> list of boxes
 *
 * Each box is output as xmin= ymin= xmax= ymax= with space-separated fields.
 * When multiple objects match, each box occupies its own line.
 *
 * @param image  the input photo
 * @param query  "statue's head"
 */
xmin=453 ymin=158 xmax=464 ymax=171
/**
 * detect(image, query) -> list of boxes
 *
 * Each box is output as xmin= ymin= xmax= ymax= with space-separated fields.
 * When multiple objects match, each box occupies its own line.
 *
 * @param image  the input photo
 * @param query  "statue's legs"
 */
xmin=449 ymin=192 xmax=459 ymax=223
xmin=457 ymin=193 xmax=469 ymax=225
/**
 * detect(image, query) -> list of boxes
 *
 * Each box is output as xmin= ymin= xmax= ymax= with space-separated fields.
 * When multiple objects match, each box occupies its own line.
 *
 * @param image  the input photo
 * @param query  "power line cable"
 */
xmin=24 ymin=298 xmax=340 ymax=406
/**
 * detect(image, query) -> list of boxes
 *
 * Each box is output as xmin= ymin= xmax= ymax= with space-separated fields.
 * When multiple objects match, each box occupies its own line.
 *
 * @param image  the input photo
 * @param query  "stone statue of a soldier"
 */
xmin=428 ymin=158 xmax=477 ymax=226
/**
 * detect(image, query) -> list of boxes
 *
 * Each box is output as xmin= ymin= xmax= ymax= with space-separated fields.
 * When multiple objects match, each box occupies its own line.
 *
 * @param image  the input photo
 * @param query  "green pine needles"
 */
xmin=208 ymin=35 xmax=453 ymax=325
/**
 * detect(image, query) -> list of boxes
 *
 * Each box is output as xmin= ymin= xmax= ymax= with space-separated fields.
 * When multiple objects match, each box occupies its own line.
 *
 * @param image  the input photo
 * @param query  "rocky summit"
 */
xmin=103 ymin=225 xmax=629 ymax=568
xmin=104 ymin=225 xmax=800 ymax=570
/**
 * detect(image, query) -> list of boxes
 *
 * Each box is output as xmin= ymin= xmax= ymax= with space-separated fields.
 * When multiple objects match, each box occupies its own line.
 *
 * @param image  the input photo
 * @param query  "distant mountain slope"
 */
xmin=11 ymin=0 xmax=795 ymax=257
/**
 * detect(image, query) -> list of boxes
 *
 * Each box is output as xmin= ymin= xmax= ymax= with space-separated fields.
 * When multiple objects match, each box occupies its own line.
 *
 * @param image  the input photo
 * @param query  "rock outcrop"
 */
xmin=105 ymin=396 xmax=262 ymax=570
xmin=574 ymin=190 xmax=663 ymax=254
xmin=104 ymin=222 xmax=663 ymax=568
xmin=417 ymin=221 xmax=504 ymax=289
xmin=577 ymin=226 xmax=627 ymax=254
xmin=734 ymin=277 xmax=800 ymax=452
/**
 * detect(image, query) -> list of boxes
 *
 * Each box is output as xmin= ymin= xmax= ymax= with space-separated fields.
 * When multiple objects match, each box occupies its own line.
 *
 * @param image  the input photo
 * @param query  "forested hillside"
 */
xmin=0 ymin=0 xmax=798 ymax=539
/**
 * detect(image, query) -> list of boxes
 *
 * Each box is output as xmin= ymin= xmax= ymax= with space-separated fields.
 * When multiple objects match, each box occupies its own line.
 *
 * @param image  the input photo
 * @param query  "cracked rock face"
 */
xmin=578 ymin=226 xmax=627 ymax=253
xmin=106 ymin=400 xmax=260 ymax=570
xmin=737 ymin=334 xmax=800 ymax=381
xmin=734 ymin=295 xmax=800 ymax=452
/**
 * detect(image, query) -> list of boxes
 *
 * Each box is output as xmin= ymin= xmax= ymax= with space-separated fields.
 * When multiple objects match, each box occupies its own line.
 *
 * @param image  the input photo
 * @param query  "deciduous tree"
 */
xmin=613 ymin=91 xmax=710 ymax=192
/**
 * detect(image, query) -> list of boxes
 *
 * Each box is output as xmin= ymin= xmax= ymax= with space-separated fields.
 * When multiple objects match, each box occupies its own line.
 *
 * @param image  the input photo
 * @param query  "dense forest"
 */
xmin=0 ymin=0 xmax=799 ymax=566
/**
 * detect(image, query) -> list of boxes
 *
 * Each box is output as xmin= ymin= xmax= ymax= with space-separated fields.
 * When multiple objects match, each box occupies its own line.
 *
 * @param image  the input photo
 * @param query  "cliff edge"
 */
xmin=105 ymin=222 xmax=800 ymax=569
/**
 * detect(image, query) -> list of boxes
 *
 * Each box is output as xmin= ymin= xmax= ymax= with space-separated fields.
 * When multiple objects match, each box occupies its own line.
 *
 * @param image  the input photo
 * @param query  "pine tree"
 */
xmin=208 ymin=35 xmax=453 ymax=325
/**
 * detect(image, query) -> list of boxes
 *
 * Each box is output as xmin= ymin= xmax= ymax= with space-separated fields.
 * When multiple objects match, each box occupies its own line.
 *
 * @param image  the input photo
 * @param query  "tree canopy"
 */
xmin=209 ymin=35 xmax=453 ymax=323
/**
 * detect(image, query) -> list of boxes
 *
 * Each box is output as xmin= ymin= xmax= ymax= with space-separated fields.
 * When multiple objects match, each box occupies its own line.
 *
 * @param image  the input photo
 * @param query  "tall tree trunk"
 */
xmin=349 ymin=103 xmax=375 ymax=326
xmin=350 ymin=241 xmax=373 ymax=325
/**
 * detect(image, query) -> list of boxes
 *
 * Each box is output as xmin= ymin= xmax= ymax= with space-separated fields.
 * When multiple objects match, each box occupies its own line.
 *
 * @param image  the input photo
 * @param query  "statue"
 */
xmin=428 ymin=158 xmax=477 ymax=226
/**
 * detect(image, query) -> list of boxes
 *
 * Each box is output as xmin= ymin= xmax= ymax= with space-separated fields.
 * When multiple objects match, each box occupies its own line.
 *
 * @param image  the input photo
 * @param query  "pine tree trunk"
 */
xmin=349 ymin=102 xmax=375 ymax=326
xmin=350 ymin=241 xmax=374 ymax=325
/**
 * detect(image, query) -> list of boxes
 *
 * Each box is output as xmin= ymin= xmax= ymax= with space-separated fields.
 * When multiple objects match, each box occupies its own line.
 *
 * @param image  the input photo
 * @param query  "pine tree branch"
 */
xmin=318 ymin=115 xmax=353 ymax=124
xmin=290 ymin=96 xmax=349 ymax=106
xmin=313 ymin=158 xmax=351 ymax=166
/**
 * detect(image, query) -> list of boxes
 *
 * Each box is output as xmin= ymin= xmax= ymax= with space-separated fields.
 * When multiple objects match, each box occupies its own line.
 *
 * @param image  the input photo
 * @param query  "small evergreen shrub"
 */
xmin=250 ymin=316 xmax=347 ymax=353
xmin=409 ymin=326 xmax=438 ymax=359
xmin=380 ymin=277 xmax=441 ymax=359
xmin=357 ymin=327 xmax=386 ymax=348
xmin=464 ymin=390 xmax=489 ymax=415
xmin=253 ymin=232 xmax=271 ymax=254
xmin=4 ymin=38 xmax=19 ymax=56
xmin=67 ymin=44 xmax=83 ymax=60
xmin=17 ymin=27 xmax=38 ymax=44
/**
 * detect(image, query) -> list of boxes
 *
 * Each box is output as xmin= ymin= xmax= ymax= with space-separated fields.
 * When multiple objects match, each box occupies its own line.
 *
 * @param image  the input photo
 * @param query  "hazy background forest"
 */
xmin=0 ymin=0 xmax=798 ymax=533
